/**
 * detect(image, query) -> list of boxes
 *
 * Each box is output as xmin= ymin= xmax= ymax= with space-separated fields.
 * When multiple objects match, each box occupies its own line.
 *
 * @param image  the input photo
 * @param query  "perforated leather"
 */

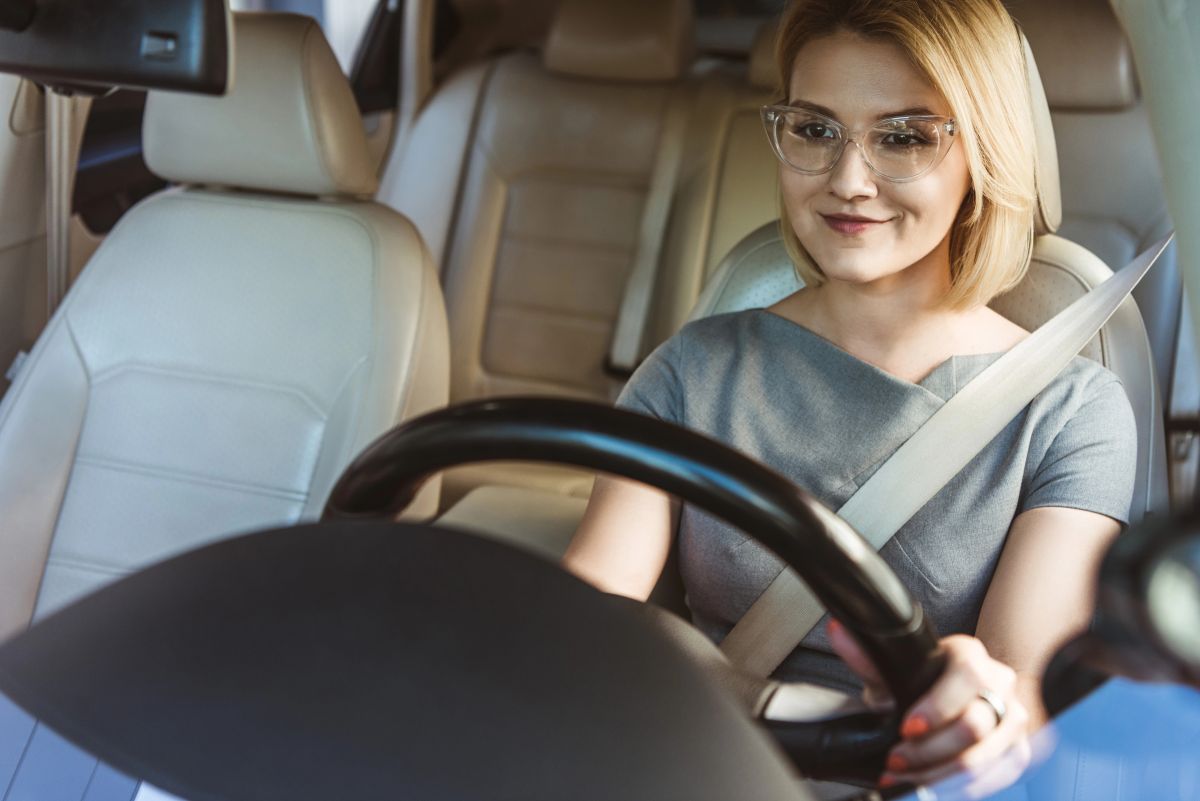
xmin=0 ymin=17 xmax=449 ymax=639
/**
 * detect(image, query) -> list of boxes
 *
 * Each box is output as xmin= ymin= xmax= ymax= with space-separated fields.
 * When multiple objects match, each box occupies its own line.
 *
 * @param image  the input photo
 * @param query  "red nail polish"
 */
xmin=901 ymin=715 xmax=930 ymax=739
xmin=878 ymin=774 xmax=897 ymax=788
xmin=885 ymin=753 xmax=907 ymax=773
xmin=827 ymin=618 xmax=842 ymax=635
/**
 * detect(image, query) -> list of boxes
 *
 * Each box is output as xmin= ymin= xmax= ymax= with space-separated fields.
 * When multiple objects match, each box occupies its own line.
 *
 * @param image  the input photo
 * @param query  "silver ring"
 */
xmin=977 ymin=688 xmax=1007 ymax=727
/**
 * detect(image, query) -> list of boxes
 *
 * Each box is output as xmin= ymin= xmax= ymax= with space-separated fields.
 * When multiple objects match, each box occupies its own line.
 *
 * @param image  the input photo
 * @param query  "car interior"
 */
xmin=0 ymin=0 xmax=1195 ymax=798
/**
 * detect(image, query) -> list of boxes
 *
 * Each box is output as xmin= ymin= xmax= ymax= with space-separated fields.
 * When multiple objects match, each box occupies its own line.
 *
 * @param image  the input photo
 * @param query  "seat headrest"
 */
xmin=1024 ymin=33 xmax=1062 ymax=235
xmin=748 ymin=18 xmax=780 ymax=91
xmin=543 ymin=0 xmax=694 ymax=82
xmin=143 ymin=12 xmax=378 ymax=198
xmin=1008 ymin=0 xmax=1137 ymax=112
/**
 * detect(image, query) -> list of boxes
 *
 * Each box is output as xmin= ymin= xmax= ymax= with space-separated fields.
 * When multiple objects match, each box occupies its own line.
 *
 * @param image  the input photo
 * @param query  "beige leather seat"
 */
xmin=1008 ymin=0 xmax=1180 ymax=399
xmin=0 ymin=12 xmax=449 ymax=640
xmin=643 ymin=22 xmax=782 ymax=351
xmin=382 ymin=0 xmax=696 ymax=506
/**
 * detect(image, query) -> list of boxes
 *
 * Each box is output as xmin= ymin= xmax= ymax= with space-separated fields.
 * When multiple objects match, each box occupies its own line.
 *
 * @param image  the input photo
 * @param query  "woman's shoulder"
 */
xmin=619 ymin=309 xmax=808 ymax=421
xmin=1046 ymin=355 xmax=1130 ymax=405
xmin=1020 ymin=355 xmax=1139 ymax=522
xmin=673 ymin=309 xmax=775 ymax=344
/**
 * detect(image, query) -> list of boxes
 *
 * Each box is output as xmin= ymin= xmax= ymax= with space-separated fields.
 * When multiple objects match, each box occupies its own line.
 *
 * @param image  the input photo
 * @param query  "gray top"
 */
xmin=618 ymin=309 xmax=1138 ymax=691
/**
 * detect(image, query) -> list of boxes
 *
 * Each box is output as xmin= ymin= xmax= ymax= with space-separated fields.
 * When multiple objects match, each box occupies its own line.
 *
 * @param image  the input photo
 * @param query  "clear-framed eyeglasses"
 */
xmin=761 ymin=105 xmax=958 ymax=183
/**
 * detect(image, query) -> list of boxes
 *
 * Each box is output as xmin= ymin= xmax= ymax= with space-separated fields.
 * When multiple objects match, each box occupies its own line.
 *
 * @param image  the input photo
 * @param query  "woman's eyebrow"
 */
xmin=785 ymin=99 xmax=839 ymax=118
xmin=785 ymin=99 xmax=940 ymax=120
xmin=878 ymin=106 xmax=938 ymax=119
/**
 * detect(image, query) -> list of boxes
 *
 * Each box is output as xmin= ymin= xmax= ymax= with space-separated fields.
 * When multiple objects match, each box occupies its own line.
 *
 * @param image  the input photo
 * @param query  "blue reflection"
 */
xmin=908 ymin=680 xmax=1200 ymax=801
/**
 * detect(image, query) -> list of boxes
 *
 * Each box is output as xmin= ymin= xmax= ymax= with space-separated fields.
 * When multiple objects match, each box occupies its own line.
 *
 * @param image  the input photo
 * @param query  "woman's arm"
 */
xmin=561 ymin=476 xmax=679 ymax=600
xmin=975 ymin=505 xmax=1122 ymax=728
xmin=859 ymin=505 xmax=1119 ymax=788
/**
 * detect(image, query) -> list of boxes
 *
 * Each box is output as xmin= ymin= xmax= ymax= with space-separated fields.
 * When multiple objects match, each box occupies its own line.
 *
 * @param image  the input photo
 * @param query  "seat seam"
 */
xmin=26 ymin=318 xmax=94 ymax=627
xmin=91 ymin=362 xmax=327 ymax=419
xmin=490 ymin=301 xmax=616 ymax=325
xmin=72 ymin=455 xmax=310 ymax=501
xmin=42 ymin=555 xmax=128 ymax=577
xmin=502 ymin=232 xmax=636 ymax=254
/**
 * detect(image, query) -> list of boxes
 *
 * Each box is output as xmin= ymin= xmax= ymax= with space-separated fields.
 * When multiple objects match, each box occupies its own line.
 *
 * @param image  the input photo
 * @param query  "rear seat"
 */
xmin=643 ymin=23 xmax=780 ymax=351
xmin=382 ymin=0 xmax=700 ymax=505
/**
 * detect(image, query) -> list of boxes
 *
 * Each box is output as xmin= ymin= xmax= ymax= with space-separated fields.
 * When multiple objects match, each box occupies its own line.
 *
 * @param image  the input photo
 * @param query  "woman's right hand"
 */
xmin=827 ymin=620 xmax=1032 ymax=795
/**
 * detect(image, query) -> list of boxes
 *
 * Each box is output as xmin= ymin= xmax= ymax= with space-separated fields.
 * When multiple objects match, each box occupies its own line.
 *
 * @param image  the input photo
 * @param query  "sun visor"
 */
xmin=0 ymin=0 xmax=229 ymax=95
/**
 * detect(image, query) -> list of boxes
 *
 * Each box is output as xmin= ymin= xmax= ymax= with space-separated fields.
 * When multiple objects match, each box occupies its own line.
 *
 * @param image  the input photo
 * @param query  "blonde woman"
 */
xmin=564 ymin=0 xmax=1136 ymax=790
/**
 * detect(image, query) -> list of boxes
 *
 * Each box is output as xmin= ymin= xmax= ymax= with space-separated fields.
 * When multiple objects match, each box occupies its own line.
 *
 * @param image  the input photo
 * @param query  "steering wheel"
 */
xmin=323 ymin=397 xmax=948 ymax=784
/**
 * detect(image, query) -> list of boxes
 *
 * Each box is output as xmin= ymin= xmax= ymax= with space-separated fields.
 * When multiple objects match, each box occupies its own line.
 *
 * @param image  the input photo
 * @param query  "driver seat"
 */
xmin=689 ymin=46 xmax=1167 ymax=528
xmin=436 ymin=33 xmax=1168 ymax=558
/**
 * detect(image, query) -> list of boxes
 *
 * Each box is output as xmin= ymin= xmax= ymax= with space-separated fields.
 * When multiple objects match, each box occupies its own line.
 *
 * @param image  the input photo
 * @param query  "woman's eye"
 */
xmin=876 ymin=121 xmax=936 ymax=148
xmin=881 ymin=132 xmax=927 ymax=147
xmin=790 ymin=121 xmax=837 ymax=141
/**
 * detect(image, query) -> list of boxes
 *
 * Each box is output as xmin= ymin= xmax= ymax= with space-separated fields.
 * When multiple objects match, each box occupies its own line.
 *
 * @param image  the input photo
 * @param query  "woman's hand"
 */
xmin=827 ymin=620 xmax=1031 ymax=791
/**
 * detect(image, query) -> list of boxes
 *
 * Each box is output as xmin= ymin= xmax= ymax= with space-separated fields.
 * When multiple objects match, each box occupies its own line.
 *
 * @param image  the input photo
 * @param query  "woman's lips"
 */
xmin=821 ymin=214 xmax=888 ymax=235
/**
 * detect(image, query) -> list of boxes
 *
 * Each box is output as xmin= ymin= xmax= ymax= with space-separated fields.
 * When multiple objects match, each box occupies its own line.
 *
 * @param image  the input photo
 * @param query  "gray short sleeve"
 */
xmin=616 ymin=335 xmax=685 ymax=424
xmin=1020 ymin=374 xmax=1138 ymax=525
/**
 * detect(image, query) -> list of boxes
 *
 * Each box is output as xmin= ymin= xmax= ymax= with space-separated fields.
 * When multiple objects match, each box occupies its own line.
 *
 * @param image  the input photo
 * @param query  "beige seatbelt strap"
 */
xmin=607 ymin=88 xmax=691 ymax=379
xmin=43 ymin=88 xmax=91 ymax=318
xmin=720 ymin=233 xmax=1174 ymax=677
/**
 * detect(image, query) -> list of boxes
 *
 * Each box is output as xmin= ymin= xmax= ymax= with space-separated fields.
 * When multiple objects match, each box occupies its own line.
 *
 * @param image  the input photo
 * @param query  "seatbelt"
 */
xmin=719 ymin=233 xmax=1175 ymax=677
xmin=606 ymin=87 xmax=691 ymax=379
xmin=43 ymin=88 xmax=91 ymax=318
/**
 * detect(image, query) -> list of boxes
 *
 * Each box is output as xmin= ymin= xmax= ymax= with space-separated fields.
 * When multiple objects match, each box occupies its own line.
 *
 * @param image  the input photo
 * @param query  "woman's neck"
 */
xmin=768 ymin=249 xmax=1023 ymax=384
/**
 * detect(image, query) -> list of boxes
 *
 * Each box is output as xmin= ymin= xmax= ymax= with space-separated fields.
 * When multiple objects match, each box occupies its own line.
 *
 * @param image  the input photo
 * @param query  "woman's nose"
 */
xmin=827 ymin=140 xmax=879 ymax=200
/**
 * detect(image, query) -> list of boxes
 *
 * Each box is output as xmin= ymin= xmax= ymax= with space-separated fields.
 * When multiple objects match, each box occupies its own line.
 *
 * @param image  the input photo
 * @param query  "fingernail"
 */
xmin=827 ymin=618 xmax=842 ymax=635
xmin=885 ymin=753 xmax=908 ymax=772
xmin=901 ymin=715 xmax=930 ymax=739
xmin=878 ymin=774 xmax=897 ymax=788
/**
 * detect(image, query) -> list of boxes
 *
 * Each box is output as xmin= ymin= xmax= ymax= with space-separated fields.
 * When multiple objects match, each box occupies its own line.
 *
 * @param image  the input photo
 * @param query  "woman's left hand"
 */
xmin=827 ymin=620 xmax=1031 ymax=789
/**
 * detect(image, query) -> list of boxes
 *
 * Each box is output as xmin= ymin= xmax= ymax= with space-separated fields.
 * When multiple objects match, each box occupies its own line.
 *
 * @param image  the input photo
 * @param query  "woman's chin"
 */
xmin=815 ymin=260 xmax=900 ymax=286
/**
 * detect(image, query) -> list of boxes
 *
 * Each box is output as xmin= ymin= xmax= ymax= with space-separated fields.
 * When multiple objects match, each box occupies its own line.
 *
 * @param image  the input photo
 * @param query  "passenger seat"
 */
xmin=0 ymin=11 xmax=449 ymax=640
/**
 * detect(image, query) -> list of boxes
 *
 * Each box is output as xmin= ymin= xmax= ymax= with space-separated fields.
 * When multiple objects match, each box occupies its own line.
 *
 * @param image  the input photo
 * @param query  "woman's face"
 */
xmin=782 ymin=31 xmax=972 ymax=290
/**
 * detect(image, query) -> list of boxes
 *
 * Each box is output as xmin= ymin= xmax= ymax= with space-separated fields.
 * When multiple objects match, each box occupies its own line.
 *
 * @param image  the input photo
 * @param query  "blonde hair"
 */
xmin=775 ymin=0 xmax=1038 ymax=308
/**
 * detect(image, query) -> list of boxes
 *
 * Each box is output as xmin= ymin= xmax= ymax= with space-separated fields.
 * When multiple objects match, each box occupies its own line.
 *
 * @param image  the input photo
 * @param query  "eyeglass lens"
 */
xmin=773 ymin=113 xmax=946 ymax=180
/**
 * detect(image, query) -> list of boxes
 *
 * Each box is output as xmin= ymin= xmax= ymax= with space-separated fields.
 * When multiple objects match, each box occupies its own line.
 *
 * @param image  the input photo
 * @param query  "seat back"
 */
xmin=642 ymin=23 xmax=782 ymax=352
xmin=1009 ymin=0 xmax=1180 ymax=392
xmin=395 ymin=0 xmax=695 ymax=404
xmin=0 ymin=12 xmax=449 ymax=638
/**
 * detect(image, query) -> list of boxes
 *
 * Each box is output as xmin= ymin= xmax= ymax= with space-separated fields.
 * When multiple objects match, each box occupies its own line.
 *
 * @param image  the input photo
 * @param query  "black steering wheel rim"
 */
xmin=323 ymin=397 xmax=946 ymax=782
